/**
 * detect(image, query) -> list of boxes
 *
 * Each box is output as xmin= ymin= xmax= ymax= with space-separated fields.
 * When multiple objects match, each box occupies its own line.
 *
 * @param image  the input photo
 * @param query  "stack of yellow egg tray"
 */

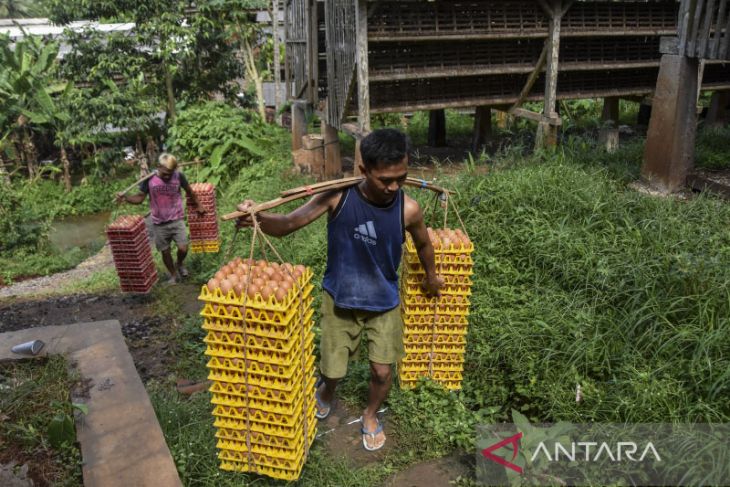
xmin=399 ymin=228 xmax=473 ymax=391
xmin=198 ymin=259 xmax=317 ymax=481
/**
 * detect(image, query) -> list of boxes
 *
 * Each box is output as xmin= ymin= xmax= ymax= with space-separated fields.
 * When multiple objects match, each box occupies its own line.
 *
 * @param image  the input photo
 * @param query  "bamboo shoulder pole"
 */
xmin=222 ymin=176 xmax=453 ymax=221
xmin=113 ymin=160 xmax=202 ymax=202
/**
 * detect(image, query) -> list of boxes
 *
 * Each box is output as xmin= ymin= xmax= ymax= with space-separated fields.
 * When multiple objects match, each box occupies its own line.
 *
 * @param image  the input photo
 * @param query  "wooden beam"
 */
xmin=536 ymin=0 xmax=563 ymax=148
xmin=509 ymin=40 xmax=549 ymax=113
xmin=472 ymin=106 xmax=492 ymax=153
xmin=356 ymin=0 xmax=371 ymax=131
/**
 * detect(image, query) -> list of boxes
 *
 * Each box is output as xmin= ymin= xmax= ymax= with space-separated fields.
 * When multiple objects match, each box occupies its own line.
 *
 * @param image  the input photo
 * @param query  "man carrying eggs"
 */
xmin=236 ymin=128 xmax=443 ymax=451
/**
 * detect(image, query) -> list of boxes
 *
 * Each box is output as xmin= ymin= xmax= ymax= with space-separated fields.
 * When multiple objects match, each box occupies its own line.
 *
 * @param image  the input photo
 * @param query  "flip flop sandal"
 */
xmin=315 ymin=377 xmax=332 ymax=419
xmin=361 ymin=416 xmax=385 ymax=452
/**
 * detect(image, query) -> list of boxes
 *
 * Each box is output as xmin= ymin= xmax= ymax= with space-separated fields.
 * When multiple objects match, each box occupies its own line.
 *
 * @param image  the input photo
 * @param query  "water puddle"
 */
xmin=48 ymin=212 xmax=111 ymax=253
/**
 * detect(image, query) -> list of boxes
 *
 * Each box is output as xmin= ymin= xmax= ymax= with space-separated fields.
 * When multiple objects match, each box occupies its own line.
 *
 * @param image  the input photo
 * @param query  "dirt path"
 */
xmin=0 ymin=245 xmax=115 ymax=300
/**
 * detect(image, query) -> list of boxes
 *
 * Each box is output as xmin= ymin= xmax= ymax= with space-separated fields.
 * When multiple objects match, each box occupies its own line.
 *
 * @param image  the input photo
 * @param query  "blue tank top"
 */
xmin=322 ymin=186 xmax=405 ymax=311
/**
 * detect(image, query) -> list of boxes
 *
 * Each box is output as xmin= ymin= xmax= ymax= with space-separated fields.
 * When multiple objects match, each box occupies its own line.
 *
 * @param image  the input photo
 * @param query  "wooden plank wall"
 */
xmin=678 ymin=0 xmax=730 ymax=60
xmin=324 ymin=0 xmax=357 ymax=129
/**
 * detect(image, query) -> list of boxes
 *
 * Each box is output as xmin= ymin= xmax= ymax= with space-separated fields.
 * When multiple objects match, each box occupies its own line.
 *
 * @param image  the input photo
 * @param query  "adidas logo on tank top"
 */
xmin=354 ymin=220 xmax=377 ymax=245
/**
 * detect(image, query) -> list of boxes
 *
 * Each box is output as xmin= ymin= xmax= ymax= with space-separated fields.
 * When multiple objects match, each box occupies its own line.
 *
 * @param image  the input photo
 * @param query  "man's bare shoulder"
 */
xmin=403 ymin=193 xmax=424 ymax=227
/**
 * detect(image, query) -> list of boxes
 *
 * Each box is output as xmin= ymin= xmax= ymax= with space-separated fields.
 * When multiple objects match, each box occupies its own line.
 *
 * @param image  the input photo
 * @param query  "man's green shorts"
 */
xmin=319 ymin=291 xmax=405 ymax=379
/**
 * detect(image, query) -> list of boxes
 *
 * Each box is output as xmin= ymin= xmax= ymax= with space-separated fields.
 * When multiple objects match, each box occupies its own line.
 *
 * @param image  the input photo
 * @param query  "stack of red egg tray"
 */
xmin=106 ymin=215 xmax=158 ymax=293
xmin=187 ymin=183 xmax=220 ymax=253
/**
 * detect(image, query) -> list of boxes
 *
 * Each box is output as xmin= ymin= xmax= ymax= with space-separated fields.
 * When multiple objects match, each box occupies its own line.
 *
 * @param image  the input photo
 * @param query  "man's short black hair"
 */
xmin=360 ymin=128 xmax=411 ymax=169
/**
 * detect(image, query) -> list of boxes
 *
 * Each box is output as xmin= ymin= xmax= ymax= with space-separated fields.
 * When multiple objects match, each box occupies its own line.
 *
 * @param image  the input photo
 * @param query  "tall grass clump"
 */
xmin=445 ymin=144 xmax=730 ymax=424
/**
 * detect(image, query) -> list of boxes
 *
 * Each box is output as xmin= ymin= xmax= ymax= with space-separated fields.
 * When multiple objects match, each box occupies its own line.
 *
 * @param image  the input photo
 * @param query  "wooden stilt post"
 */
xmin=472 ymin=106 xmax=492 ymax=154
xmin=598 ymin=97 xmax=620 ymax=152
xmin=642 ymin=54 xmax=700 ymax=193
xmin=706 ymin=91 xmax=730 ymax=127
xmin=322 ymin=122 xmax=342 ymax=178
xmin=291 ymin=100 xmax=308 ymax=152
xmin=355 ymin=0 xmax=370 ymax=177
xmin=428 ymin=109 xmax=446 ymax=147
xmin=535 ymin=0 xmax=564 ymax=149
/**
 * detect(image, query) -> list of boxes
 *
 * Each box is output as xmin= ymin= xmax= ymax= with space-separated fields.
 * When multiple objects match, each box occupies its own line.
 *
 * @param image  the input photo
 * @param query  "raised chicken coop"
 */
xmin=284 ymin=0 xmax=730 ymax=176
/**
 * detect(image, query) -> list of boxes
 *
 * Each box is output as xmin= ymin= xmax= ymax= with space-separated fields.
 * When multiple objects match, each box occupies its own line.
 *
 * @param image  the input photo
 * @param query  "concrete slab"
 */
xmin=0 ymin=321 xmax=182 ymax=487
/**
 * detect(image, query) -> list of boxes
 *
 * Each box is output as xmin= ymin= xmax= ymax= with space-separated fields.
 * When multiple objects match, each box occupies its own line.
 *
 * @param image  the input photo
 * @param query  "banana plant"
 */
xmin=0 ymin=33 xmax=65 ymax=179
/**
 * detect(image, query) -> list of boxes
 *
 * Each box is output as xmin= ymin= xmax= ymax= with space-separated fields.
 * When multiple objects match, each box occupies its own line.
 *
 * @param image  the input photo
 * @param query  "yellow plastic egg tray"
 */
xmin=399 ymin=360 xmax=464 ymax=373
xmin=214 ymin=400 xmax=316 ymax=437
xmin=403 ymin=333 xmax=466 ymax=346
xmin=401 ymin=303 xmax=470 ymax=316
xmin=401 ymin=282 xmax=471 ymax=297
xmin=216 ymin=425 xmax=316 ymax=460
xmin=404 ymin=351 xmax=464 ymax=362
xmin=211 ymin=379 xmax=315 ymax=416
xmin=399 ymin=378 xmax=462 ymax=391
xmin=204 ymin=336 xmax=315 ymax=367
xmin=216 ymin=425 xmax=307 ymax=449
xmin=207 ymin=363 xmax=316 ymax=397
xmin=207 ymin=355 xmax=311 ymax=380
xmin=402 ymin=294 xmax=470 ymax=307
xmin=403 ymin=313 xmax=468 ymax=326
xmin=403 ymin=261 xmax=474 ymax=276
xmin=198 ymin=269 xmax=314 ymax=311
xmin=404 ymin=252 xmax=474 ymax=267
xmin=208 ymin=357 xmax=316 ymax=393
xmin=403 ymin=343 xmax=466 ymax=354
xmin=219 ymin=449 xmax=306 ymax=473
xmin=200 ymin=291 xmax=314 ymax=326
xmin=191 ymin=239 xmax=221 ymax=254
xmin=402 ymin=324 xmax=468 ymax=336
xmin=404 ymin=234 xmax=474 ymax=255
xmin=400 ymin=370 xmax=463 ymax=382
xmin=219 ymin=451 xmax=307 ymax=481
xmin=202 ymin=308 xmax=315 ymax=340
xmin=203 ymin=325 xmax=314 ymax=354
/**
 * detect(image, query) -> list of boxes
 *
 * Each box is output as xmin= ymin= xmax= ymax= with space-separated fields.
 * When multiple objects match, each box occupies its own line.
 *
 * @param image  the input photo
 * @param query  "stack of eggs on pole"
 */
xmin=106 ymin=215 xmax=158 ymax=293
xmin=399 ymin=227 xmax=474 ymax=390
xmin=198 ymin=257 xmax=317 ymax=481
xmin=187 ymin=183 xmax=220 ymax=253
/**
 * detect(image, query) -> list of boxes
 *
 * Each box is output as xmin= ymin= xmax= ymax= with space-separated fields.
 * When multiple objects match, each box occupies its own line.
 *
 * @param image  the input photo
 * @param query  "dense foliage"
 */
xmin=168 ymin=102 xmax=278 ymax=186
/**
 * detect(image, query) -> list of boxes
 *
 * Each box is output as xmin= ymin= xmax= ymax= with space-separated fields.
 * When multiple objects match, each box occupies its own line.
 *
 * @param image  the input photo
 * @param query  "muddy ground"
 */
xmin=0 ymin=284 xmax=202 ymax=383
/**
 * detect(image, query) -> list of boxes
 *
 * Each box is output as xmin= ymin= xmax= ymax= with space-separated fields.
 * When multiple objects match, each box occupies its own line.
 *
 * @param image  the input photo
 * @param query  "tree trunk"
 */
xmin=164 ymin=63 xmax=177 ymax=121
xmin=242 ymin=35 xmax=266 ymax=121
xmin=136 ymin=134 xmax=150 ymax=176
xmin=23 ymin=129 xmax=38 ymax=179
xmin=60 ymin=146 xmax=72 ymax=192
xmin=271 ymin=0 xmax=282 ymax=125
xmin=0 ymin=151 xmax=10 ymax=184
xmin=146 ymin=136 xmax=159 ymax=166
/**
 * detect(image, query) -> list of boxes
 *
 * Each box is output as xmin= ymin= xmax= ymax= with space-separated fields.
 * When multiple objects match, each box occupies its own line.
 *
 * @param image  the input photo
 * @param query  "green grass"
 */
xmin=0 ymin=356 xmax=83 ymax=486
xmin=696 ymin=125 xmax=730 ymax=170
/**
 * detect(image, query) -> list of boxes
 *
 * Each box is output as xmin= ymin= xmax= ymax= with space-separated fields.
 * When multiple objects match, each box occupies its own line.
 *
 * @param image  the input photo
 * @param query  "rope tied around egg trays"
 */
xmin=422 ymin=191 xmax=469 ymax=378
xmin=235 ymin=209 xmax=311 ymax=473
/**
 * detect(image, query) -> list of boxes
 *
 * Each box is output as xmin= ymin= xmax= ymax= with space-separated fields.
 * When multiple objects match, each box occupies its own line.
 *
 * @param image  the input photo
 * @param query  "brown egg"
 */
xmin=253 ymin=277 xmax=265 ymax=287
xmin=246 ymin=284 xmax=259 ymax=300
xmin=220 ymin=279 xmax=233 ymax=295
xmin=270 ymin=272 xmax=283 ymax=283
xmin=241 ymin=264 xmax=250 ymax=274
xmin=270 ymin=262 xmax=280 ymax=269
xmin=441 ymin=237 xmax=452 ymax=249
xmin=256 ymin=259 xmax=267 ymax=267
xmin=262 ymin=267 xmax=275 ymax=278
xmin=215 ymin=270 xmax=226 ymax=281
xmin=260 ymin=286 xmax=273 ymax=301
xmin=294 ymin=264 xmax=306 ymax=274
xmin=433 ymin=239 xmax=442 ymax=250
xmin=282 ymin=263 xmax=294 ymax=273
xmin=207 ymin=278 xmax=220 ymax=291
xmin=227 ymin=274 xmax=239 ymax=285
xmin=266 ymin=280 xmax=279 ymax=290
xmin=233 ymin=283 xmax=244 ymax=297
xmin=274 ymin=287 xmax=287 ymax=302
